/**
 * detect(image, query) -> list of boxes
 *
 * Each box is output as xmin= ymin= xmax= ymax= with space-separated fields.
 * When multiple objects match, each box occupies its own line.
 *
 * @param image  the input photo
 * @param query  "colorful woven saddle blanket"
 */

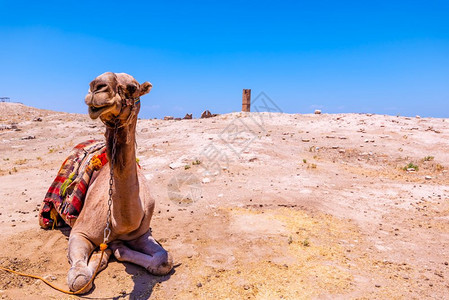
xmin=39 ymin=140 xmax=108 ymax=229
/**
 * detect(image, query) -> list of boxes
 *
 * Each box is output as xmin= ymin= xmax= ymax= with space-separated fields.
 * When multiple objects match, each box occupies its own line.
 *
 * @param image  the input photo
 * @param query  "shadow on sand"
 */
xmin=78 ymin=258 xmax=176 ymax=300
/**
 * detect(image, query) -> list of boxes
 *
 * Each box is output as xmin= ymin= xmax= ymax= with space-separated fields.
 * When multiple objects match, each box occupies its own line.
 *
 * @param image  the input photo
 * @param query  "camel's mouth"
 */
xmin=88 ymin=104 xmax=114 ymax=119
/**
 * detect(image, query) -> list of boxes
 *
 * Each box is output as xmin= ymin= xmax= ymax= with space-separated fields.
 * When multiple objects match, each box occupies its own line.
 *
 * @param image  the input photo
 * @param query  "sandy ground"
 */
xmin=0 ymin=102 xmax=448 ymax=299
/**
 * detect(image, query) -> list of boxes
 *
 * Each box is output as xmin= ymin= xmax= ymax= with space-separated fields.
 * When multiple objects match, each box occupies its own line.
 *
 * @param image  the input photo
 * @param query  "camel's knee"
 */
xmin=112 ymin=245 xmax=130 ymax=262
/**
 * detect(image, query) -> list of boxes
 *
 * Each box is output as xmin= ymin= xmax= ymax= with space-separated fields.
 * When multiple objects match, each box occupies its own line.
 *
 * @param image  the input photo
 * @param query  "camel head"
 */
xmin=85 ymin=72 xmax=152 ymax=125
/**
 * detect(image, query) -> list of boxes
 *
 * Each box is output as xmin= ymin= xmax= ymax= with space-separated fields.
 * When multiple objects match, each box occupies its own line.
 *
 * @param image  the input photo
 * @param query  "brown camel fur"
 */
xmin=67 ymin=72 xmax=173 ymax=292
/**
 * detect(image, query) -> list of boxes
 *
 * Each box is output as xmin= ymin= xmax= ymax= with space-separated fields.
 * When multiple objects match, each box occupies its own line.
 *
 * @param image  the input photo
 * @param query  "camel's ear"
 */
xmin=140 ymin=82 xmax=152 ymax=96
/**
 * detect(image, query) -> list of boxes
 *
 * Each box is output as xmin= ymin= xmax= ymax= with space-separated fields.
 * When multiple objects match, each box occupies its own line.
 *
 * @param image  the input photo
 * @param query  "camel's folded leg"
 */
xmin=88 ymin=248 xmax=113 ymax=274
xmin=67 ymin=233 xmax=111 ymax=293
xmin=111 ymin=236 xmax=173 ymax=275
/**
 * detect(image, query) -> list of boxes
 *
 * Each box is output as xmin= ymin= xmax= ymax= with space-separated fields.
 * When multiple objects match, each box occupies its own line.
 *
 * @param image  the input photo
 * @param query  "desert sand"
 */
xmin=0 ymin=102 xmax=448 ymax=299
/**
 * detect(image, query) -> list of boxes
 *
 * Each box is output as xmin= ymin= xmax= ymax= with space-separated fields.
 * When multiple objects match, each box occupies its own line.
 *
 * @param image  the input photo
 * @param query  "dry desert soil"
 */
xmin=0 ymin=102 xmax=448 ymax=299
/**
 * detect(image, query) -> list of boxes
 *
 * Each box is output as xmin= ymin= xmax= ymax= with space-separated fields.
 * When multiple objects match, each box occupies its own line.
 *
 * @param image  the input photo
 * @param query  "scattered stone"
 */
xmin=164 ymin=116 xmax=174 ymax=120
xmin=21 ymin=135 xmax=36 ymax=140
xmin=169 ymin=162 xmax=184 ymax=169
xmin=184 ymin=113 xmax=193 ymax=119
xmin=43 ymin=275 xmax=57 ymax=281
xmin=314 ymin=110 xmax=322 ymax=114
xmin=33 ymin=117 xmax=43 ymax=122
xmin=201 ymin=110 xmax=212 ymax=118
xmin=425 ymin=176 xmax=432 ymax=180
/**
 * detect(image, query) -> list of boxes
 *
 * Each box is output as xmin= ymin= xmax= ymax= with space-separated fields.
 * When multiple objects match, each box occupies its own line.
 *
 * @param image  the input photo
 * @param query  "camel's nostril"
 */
xmin=93 ymin=84 xmax=108 ymax=93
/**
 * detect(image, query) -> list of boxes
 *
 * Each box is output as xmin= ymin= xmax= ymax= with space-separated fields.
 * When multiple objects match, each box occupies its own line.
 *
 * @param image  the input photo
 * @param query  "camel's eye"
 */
xmin=127 ymin=84 xmax=137 ymax=95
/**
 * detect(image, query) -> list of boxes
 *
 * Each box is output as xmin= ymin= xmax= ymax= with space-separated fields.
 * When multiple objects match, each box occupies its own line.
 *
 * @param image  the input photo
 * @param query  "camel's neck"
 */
xmin=105 ymin=118 xmax=143 ymax=234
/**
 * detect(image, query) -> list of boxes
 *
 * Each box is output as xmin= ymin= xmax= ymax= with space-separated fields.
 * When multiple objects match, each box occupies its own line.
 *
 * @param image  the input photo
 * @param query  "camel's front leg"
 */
xmin=111 ymin=232 xmax=173 ymax=275
xmin=67 ymin=233 xmax=111 ymax=292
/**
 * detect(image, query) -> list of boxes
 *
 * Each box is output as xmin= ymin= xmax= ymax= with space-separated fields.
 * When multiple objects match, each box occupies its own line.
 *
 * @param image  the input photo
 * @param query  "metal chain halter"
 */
xmin=103 ymin=122 xmax=118 ymax=244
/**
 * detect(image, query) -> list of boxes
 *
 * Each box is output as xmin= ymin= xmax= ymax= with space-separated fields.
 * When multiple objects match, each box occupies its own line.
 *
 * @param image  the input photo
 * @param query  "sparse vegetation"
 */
xmin=184 ymin=165 xmax=191 ymax=170
xmin=15 ymin=159 xmax=27 ymax=165
xmin=303 ymin=159 xmax=307 ymax=164
xmin=36 ymin=156 xmax=42 ymax=161
xmin=288 ymin=236 xmax=293 ymax=245
xmin=302 ymin=238 xmax=310 ymax=247
xmin=403 ymin=162 xmax=419 ymax=171
xmin=310 ymin=163 xmax=317 ymax=169
xmin=423 ymin=156 xmax=434 ymax=161
xmin=192 ymin=159 xmax=201 ymax=165
xmin=436 ymin=164 xmax=444 ymax=172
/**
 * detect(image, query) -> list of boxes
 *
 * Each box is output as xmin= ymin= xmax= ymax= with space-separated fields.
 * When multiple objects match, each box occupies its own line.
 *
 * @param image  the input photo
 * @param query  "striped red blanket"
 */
xmin=39 ymin=140 xmax=108 ymax=229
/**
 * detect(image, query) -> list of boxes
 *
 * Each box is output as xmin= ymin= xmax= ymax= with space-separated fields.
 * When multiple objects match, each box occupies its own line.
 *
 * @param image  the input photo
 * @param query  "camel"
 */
xmin=67 ymin=72 xmax=173 ymax=292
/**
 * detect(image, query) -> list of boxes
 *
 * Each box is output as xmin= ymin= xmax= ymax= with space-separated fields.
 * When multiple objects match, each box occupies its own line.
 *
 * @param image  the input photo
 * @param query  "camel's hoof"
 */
xmin=67 ymin=265 xmax=93 ymax=293
xmin=147 ymin=251 xmax=174 ymax=276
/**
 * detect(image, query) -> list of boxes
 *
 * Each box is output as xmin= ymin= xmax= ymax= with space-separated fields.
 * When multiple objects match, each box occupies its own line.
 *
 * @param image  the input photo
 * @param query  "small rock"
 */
xmin=314 ymin=110 xmax=321 ymax=114
xmin=407 ymin=168 xmax=416 ymax=172
xmin=331 ymin=146 xmax=339 ymax=149
xmin=196 ymin=282 xmax=202 ymax=288
xmin=218 ymin=194 xmax=223 ymax=198
xmin=302 ymin=139 xmax=310 ymax=142
xmin=169 ymin=162 xmax=184 ymax=169
xmin=416 ymin=115 xmax=421 ymax=119
xmin=33 ymin=117 xmax=42 ymax=122
xmin=425 ymin=176 xmax=432 ymax=180
xmin=339 ymin=149 xmax=346 ymax=153
xmin=141 ymin=128 xmax=149 ymax=133
xmin=164 ymin=116 xmax=174 ymax=120
xmin=21 ymin=135 xmax=36 ymax=140
xmin=202 ymin=178 xmax=211 ymax=184
xmin=243 ymin=285 xmax=250 ymax=290
xmin=183 ymin=113 xmax=193 ymax=119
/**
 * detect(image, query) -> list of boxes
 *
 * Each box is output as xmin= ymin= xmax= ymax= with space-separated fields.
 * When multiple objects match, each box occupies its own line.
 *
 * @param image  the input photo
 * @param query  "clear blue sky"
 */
xmin=1 ymin=1 xmax=448 ymax=118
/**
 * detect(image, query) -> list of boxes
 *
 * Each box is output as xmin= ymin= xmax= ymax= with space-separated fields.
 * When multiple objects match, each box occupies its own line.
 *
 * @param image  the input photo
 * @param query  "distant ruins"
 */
xmin=242 ymin=89 xmax=251 ymax=112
